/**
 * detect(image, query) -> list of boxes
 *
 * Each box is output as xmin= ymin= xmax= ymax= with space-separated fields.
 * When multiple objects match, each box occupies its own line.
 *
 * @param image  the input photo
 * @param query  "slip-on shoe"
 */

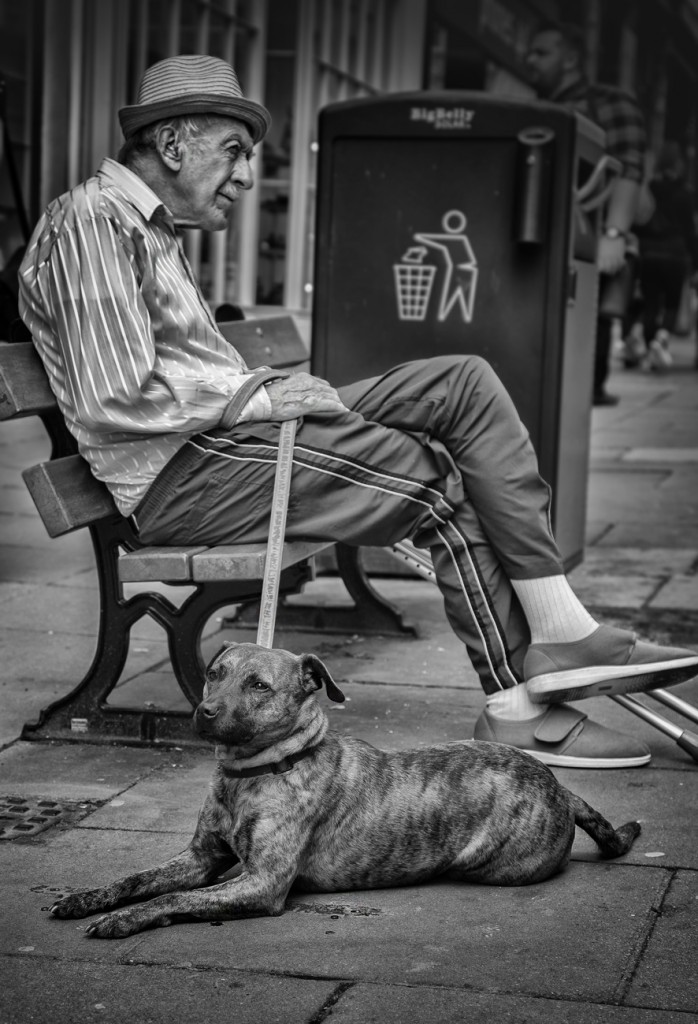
xmin=525 ymin=624 xmax=698 ymax=704
xmin=473 ymin=703 xmax=651 ymax=768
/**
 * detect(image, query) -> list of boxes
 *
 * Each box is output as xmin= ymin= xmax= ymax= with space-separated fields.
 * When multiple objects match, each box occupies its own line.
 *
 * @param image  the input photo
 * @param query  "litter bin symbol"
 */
xmin=394 ymin=247 xmax=436 ymax=321
xmin=394 ymin=210 xmax=478 ymax=323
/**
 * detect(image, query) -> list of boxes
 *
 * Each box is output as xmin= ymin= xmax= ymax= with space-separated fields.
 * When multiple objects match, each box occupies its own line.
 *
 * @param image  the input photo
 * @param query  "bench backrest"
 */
xmin=0 ymin=315 xmax=309 ymax=537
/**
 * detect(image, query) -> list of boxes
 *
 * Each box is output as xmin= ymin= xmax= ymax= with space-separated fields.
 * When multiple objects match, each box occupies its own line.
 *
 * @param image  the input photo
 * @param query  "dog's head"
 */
xmin=193 ymin=642 xmax=345 ymax=749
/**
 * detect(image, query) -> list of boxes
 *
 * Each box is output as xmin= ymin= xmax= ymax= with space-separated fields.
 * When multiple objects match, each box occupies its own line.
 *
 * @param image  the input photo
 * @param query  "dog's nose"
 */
xmin=196 ymin=701 xmax=219 ymax=720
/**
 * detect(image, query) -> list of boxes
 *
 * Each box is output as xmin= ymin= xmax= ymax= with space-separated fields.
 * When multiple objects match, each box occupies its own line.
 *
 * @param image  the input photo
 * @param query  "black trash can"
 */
xmin=311 ymin=92 xmax=607 ymax=570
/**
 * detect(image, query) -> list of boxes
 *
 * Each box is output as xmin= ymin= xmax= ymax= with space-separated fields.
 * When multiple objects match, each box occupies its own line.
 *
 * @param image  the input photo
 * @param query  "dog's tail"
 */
xmin=570 ymin=793 xmax=641 ymax=858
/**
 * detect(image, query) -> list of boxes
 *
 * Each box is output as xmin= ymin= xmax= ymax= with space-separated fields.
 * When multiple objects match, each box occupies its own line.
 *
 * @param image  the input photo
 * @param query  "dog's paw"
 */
xmin=85 ymin=910 xmax=142 ymax=940
xmin=50 ymin=890 xmax=110 ymax=920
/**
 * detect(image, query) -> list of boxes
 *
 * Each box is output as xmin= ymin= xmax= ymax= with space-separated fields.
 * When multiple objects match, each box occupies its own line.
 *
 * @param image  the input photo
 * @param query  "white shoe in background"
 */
xmin=646 ymin=330 xmax=673 ymax=372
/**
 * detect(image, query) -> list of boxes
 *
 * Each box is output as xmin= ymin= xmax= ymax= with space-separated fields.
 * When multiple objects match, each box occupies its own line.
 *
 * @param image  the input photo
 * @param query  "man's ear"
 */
xmin=155 ymin=125 xmax=183 ymax=171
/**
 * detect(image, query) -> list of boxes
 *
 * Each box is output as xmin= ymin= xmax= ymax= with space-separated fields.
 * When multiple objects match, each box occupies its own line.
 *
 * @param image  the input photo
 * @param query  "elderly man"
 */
xmin=18 ymin=55 xmax=698 ymax=769
xmin=526 ymin=21 xmax=648 ymax=406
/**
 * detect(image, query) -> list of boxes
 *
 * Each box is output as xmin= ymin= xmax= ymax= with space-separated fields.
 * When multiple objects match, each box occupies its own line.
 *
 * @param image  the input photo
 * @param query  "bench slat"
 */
xmin=0 ymin=343 xmax=56 ymax=418
xmin=191 ymin=540 xmax=329 ymax=581
xmin=118 ymin=546 xmax=208 ymax=582
xmin=22 ymin=456 xmax=117 ymax=537
xmin=218 ymin=315 xmax=309 ymax=370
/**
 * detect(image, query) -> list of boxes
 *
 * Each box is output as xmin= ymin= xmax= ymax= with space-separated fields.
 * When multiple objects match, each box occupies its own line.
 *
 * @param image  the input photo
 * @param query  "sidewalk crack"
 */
xmin=611 ymin=867 xmax=675 ymax=1005
xmin=307 ymin=981 xmax=355 ymax=1024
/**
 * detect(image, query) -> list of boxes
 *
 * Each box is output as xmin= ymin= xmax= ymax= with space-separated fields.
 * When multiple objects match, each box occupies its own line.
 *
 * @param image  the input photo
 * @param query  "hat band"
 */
xmin=118 ymin=94 xmax=271 ymax=143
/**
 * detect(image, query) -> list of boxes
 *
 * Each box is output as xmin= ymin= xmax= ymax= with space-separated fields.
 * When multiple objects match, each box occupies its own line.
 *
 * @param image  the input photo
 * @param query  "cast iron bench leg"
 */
xmin=21 ymin=521 xmax=317 ymax=746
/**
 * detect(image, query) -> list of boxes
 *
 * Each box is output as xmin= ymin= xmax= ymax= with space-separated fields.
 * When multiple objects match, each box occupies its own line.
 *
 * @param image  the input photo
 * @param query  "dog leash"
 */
xmin=256 ymin=417 xmax=298 ymax=649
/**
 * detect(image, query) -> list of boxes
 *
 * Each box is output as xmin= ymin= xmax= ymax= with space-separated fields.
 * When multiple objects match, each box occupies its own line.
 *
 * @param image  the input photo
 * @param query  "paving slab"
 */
xmin=650 ymin=575 xmax=698 ymax=609
xmin=0 ymin=741 xmax=175 ymax=802
xmin=0 ymin=830 xmax=200 ymax=963
xmin=598 ymin=522 xmax=698 ymax=549
xmin=627 ymin=870 xmax=698 ymax=1013
xmin=0 ymin=959 xmax=336 ymax=1024
xmin=329 ymin=983 xmax=698 ymax=1024
xmin=587 ymin=469 xmax=681 ymax=521
xmin=570 ymin=547 xmax=698 ymax=578
xmin=0 ymin=581 xmax=101 ymax=634
xmin=118 ymin=864 xmax=666 ymax=1003
xmin=0 ymin=539 xmax=95 ymax=583
xmin=77 ymin=759 xmax=212 ymax=834
xmin=564 ymin=574 xmax=658 ymax=608
xmin=0 ymin=825 xmax=193 ymax=893
xmin=109 ymin=670 xmax=195 ymax=713
xmin=559 ymin=765 xmax=698 ymax=869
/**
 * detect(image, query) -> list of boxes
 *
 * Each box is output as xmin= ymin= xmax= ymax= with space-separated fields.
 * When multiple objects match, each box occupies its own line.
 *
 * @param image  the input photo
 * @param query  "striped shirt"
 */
xmin=18 ymin=158 xmax=271 ymax=515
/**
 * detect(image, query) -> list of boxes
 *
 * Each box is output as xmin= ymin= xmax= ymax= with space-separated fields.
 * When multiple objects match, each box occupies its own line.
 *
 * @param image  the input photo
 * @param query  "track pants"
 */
xmin=134 ymin=355 xmax=564 ymax=694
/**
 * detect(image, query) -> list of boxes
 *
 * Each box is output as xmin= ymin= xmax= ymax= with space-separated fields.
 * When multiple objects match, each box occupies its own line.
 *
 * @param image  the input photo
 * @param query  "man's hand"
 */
xmin=597 ymin=235 xmax=627 ymax=276
xmin=265 ymin=372 xmax=346 ymax=420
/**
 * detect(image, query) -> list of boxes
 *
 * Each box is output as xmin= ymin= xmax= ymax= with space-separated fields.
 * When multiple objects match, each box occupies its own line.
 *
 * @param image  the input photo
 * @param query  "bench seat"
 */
xmin=118 ymin=540 xmax=331 ymax=583
xmin=0 ymin=314 xmax=412 ymax=747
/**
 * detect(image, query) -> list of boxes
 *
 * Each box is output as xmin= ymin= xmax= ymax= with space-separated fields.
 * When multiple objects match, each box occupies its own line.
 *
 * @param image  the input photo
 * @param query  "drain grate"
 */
xmin=0 ymin=796 xmax=66 ymax=840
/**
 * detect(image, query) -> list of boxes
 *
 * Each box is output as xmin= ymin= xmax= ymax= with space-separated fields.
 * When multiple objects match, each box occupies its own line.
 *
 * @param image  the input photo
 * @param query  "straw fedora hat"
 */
xmin=118 ymin=54 xmax=271 ymax=143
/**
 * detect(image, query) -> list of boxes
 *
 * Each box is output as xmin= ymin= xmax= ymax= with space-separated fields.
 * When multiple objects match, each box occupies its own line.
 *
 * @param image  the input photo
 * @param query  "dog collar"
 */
xmin=219 ymin=747 xmax=313 ymax=779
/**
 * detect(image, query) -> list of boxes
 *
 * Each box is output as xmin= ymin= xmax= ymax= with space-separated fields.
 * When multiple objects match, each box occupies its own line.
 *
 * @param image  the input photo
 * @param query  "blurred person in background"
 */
xmin=623 ymin=141 xmax=696 ymax=372
xmin=527 ymin=21 xmax=647 ymax=406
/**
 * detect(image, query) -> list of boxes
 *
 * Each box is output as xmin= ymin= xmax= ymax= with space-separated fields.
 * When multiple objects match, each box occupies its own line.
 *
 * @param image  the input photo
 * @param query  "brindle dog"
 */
xmin=50 ymin=642 xmax=641 ymax=938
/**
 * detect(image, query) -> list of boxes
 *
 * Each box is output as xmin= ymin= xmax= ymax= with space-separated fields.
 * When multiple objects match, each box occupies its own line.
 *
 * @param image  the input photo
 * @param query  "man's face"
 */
xmin=526 ymin=30 xmax=566 ymax=98
xmin=174 ymin=116 xmax=255 ymax=231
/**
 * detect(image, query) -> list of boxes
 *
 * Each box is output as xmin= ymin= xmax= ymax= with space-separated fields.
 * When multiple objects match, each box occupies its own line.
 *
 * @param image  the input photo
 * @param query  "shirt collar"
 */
xmin=97 ymin=157 xmax=174 ymax=228
xmin=551 ymin=75 xmax=589 ymax=105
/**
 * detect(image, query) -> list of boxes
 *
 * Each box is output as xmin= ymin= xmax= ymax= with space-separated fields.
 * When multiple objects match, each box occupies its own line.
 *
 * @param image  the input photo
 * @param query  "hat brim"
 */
xmin=118 ymin=94 xmax=271 ymax=144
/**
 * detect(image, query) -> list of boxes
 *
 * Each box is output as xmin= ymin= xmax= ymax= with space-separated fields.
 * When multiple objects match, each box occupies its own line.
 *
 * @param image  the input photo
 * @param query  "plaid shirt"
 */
xmin=553 ymin=79 xmax=647 ymax=183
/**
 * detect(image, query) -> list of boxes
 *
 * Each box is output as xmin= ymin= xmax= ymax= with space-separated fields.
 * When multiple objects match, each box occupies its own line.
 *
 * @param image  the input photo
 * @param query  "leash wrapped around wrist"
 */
xmin=219 ymin=367 xmax=290 ymax=428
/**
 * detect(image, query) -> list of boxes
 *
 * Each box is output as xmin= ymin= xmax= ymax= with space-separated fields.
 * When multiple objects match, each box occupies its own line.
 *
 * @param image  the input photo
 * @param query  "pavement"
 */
xmin=1 ymin=333 xmax=697 ymax=1024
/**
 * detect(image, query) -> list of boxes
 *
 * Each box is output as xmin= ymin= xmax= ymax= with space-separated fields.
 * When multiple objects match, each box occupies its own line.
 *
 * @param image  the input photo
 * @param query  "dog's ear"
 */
xmin=204 ymin=641 xmax=238 ymax=672
xmin=299 ymin=653 xmax=345 ymax=703
xmin=202 ymin=642 xmax=239 ymax=695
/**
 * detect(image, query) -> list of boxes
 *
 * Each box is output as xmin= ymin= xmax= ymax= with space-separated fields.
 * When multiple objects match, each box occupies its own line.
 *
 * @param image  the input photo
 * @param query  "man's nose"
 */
xmin=233 ymin=156 xmax=254 ymax=190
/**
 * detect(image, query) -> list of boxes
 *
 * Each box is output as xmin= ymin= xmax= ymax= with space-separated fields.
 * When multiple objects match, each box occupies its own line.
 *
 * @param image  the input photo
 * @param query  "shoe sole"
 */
xmin=523 ymin=748 xmax=652 ymax=769
xmin=527 ymin=657 xmax=698 ymax=704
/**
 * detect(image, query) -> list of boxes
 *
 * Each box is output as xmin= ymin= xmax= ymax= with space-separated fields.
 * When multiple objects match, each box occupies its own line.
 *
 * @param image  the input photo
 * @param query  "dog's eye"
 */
xmin=251 ymin=680 xmax=270 ymax=692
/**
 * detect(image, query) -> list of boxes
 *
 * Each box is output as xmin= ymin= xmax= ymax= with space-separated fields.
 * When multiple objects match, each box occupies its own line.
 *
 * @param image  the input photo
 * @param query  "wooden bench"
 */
xmin=0 ymin=315 xmax=412 ymax=747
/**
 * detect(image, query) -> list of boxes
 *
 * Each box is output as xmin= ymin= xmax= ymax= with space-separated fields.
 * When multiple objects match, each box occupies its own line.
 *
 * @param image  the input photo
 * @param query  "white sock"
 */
xmin=511 ymin=575 xmax=598 ymax=644
xmin=487 ymin=684 xmax=541 ymax=721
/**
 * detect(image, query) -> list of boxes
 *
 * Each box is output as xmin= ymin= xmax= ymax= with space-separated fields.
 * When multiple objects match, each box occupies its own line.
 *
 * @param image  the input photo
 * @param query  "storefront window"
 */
xmin=257 ymin=0 xmax=298 ymax=305
xmin=0 ymin=1 xmax=33 ymax=271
